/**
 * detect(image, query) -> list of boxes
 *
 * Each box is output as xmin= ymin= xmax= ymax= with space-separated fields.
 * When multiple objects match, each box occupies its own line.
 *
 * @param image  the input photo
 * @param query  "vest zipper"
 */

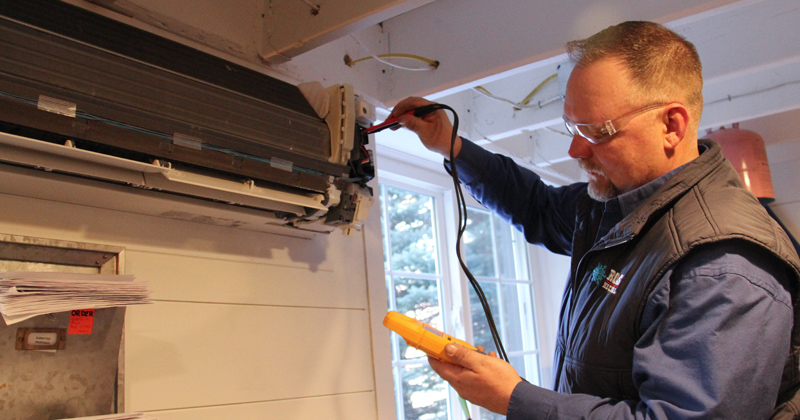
xmin=554 ymin=233 xmax=635 ymax=390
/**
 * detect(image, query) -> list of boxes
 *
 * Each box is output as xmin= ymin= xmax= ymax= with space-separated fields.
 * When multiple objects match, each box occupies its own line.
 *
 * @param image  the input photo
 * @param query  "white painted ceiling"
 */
xmin=73 ymin=0 xmax=800 ymax=185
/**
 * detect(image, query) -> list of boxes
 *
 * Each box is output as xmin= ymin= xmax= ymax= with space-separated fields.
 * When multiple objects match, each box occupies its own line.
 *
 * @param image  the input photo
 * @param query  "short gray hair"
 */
xmin=567 ymin=21 xmax=703 ymax=132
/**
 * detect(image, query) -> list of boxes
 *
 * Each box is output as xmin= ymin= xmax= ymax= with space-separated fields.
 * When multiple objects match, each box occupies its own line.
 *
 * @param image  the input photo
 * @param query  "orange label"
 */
xmin=68 ymin=309 xmax=95 ymax=335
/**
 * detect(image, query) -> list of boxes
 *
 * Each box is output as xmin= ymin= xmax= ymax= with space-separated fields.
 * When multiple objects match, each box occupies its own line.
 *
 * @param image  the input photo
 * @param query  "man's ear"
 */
xmin=664 ymin=105 xmax=689 ymax=149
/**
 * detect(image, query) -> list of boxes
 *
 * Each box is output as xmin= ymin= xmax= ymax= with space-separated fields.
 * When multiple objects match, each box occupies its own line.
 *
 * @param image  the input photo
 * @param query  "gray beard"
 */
xmin=587 ymin=181 xmax=618 ymax=202
xmin=580 ymin=160 xmax=620 ymax=202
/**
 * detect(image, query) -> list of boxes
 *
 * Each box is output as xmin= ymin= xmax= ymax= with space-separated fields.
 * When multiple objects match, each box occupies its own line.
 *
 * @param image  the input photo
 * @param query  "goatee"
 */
xmin=579 ymin=160 xmax=619 ymax=202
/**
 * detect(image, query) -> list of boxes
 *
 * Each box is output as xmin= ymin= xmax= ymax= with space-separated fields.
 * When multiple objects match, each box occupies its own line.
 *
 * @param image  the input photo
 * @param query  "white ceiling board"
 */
xmin=388 ymin=0 xmax=800 ymax=187
xmin=462 ymin=78 xmax=565 ymax=141
xmin=675 ymin=0 xmax=800 ymax=80
xmin=370 ymin=0 xmax=740 ymax=105
xmin=432 ymin=60 xmax=568 ymax=141
xmin=431 ymin=0 xmax=800 ymax=141
xmin=700 ymin=57 xmax=800 ymax=131
xmin=679 ymin=0 xmax=800 ymax=133
xmin=486 ymin=129 xmax=573 ymax=168
xmin=260 ymin=0 xmax=435 ymax=64
xmin=480 ymin=137 xmax=584 ymax=187
xmin=279 ymin=25 xmax=393 ymax=105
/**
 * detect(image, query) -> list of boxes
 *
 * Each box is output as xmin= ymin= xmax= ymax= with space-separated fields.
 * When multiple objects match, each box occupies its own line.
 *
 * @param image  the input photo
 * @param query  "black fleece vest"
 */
xmin=552 ymin=140 xmax=800 ymax=403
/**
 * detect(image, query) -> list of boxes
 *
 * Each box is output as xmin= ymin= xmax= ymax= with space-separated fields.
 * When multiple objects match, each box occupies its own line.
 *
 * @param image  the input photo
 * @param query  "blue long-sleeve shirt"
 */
xmin=449 ymin=139 xmax=796 ymax=419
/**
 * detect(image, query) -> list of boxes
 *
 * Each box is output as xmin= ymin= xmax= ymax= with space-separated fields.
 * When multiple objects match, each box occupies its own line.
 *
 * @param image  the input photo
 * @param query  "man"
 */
xmin=386 ymin=21 xmax=800 ymax=419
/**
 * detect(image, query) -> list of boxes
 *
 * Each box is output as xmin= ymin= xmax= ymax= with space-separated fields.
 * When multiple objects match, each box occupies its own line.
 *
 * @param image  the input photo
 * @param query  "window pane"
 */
xmin=509 ymin=353 xmax=542 ymax=387
xmin=381 ymin=184 xmax=390 ymax=272
xmin=494 ymin=222 xmax=517 ymax=280
xmin=385 ymin=186 xmax=438 ymax=274
xmin=386 ymin=273 xmax=393 ymax=308
xmin=469 ymin=280 xmax=501 ymax=354
xmin=463 ymin=207 xmax=543 ymax=388
xmin=464 ymin=208 xmax=496 ymax=277
xmin=399 ymin=363 xmax=448 ymax=420
xmin=501 ymin=283 xmax=535 ymax=353
xmin=394 ymin=276 xmax=442 ymax=360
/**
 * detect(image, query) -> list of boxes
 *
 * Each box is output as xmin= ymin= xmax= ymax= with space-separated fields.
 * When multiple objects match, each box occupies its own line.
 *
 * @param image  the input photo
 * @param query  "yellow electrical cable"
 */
xmin=475 ymin=73 xmax=558 ymax=108
xmin=519 ymin=73 xmax=557 ymax=105
xmin=344 ymin=53 xmax=440 ymax=69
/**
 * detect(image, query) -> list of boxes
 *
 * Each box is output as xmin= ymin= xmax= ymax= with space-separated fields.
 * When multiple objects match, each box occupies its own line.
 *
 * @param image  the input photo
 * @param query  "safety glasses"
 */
xmin=563 ymin=103 xmax=670 ymax=144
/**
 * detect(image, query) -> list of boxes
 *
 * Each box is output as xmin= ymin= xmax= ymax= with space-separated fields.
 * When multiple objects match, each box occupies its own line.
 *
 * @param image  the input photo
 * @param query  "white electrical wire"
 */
xmin=349 ymin=35 xmax=437 ymax=72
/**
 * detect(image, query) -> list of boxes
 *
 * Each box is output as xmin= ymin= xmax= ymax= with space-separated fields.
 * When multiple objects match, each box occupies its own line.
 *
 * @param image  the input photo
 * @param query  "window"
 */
xmin=381 ymin=183 xmax=450 ymax=420
xmin=463 ymin=207 xmax=542 ymax=418
xmin=381 ymin=180 xmax=542 ymax=420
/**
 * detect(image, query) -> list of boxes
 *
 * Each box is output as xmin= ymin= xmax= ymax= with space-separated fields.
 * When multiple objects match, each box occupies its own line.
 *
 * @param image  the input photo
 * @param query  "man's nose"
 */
xmin=568 ymin=135 xmax=593 ymax=160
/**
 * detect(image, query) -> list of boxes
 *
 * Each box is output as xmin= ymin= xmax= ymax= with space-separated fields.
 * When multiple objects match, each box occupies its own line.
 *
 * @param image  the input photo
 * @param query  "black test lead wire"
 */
xmin=403 ymin=103 xmax=510 ymax=364
xmin=443 ymin=105 xmax=509 ymax=363
xmin=370 ymin=103 xmax=514 ymax=418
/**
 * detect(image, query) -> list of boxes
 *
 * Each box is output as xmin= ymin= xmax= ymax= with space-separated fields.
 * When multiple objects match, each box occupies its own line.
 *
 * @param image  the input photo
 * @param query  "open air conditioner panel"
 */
xmin=0 ymin=0 xmax=376 ymax=235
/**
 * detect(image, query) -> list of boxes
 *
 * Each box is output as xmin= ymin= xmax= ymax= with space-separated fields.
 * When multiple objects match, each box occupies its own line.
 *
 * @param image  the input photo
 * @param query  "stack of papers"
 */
xmin=0 ymin=271 xmax=152 ymax=325
xmin=56 ymin=413 xmax=157 ymax=420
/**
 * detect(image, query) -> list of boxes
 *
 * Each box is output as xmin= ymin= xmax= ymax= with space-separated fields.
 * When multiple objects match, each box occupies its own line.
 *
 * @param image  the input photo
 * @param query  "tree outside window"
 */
xmin=382 ymin=184 xmax=449 ymax=420
xmin=381 ymin=183 xmax=541 ymax=420
xmin=463 ymin=207 xmax=542 ymax=419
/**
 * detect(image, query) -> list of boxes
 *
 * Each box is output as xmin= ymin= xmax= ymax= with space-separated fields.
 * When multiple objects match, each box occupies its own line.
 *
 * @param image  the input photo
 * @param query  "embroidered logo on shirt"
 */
xmin=602 ymin=270 xmax=625 ymax=294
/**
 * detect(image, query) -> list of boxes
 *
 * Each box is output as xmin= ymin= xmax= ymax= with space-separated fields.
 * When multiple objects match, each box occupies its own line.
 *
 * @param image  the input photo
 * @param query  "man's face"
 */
xmin=563 ymin=58 xmax=666 ymax=201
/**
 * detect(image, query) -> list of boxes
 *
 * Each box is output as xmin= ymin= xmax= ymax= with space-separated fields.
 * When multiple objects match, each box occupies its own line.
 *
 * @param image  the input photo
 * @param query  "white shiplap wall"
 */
xmin=0 ymin=166 xmax=391 ymax=419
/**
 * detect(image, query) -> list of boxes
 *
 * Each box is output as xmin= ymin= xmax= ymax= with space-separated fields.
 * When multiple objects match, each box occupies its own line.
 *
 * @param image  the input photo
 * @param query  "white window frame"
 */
xmin=374 ymin=137 xmax=567 ymax=418
xmin=379 ymin=169 xmax=466 ymax=420
xmin=461 ymin=204 xmax=543 ymax=388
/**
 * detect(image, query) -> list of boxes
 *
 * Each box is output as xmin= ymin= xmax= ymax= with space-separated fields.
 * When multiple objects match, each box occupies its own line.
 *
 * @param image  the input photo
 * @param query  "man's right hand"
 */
xmin=387 ymin=97 xmax=462 ymax=159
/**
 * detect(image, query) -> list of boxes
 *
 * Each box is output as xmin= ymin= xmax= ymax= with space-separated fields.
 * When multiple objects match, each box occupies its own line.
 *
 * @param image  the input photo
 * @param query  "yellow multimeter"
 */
xmin=383 ymin=311 xmax=477 ymax=364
